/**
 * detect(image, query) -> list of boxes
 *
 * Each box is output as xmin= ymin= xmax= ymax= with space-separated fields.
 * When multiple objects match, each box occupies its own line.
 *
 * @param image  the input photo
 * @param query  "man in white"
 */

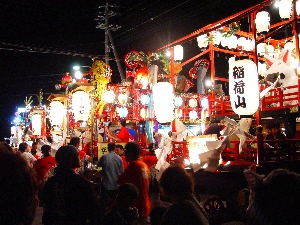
xmin=19 ymin=142 xmax=37 ymax=167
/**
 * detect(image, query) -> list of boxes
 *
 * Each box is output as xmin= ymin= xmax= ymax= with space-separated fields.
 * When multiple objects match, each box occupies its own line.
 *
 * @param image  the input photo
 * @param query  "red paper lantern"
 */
xmin=61 ymin=73 xmax=72 ymax=84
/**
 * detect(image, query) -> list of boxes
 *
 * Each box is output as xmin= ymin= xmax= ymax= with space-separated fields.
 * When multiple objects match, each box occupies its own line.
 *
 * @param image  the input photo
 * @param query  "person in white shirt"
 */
xmin=19 ymin=142 xmax=37 ymax=167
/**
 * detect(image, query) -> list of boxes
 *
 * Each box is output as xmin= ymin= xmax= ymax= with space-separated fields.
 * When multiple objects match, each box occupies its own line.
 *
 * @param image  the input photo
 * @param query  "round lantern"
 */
xmin=118 ymin=93 xmax=127 ymax=105
xmin=243 ymin=39 xmax=253 ymax=51
xmin=140 ymin=108 xmax=147 ymax=119
xmin=284 ymin=41 xmax=295 ymax=52
xmin=49 ymin=101 xmax=65 ymax=126
xmin=61 ymin=73 xmax=72 ymax=85
xmin=213 ymin=31 xmax=222 ymax=46
xmin=140 ymin=76 xmax=149 ymax=89
xmin=255 ymin=11 xmax=270 ymax=33
xmin=221 ymin=37 xmax=230 ymax=48
xmin=103 ymin=90 xmax=116 ymax=103
xmin=229 ymin=60 xmax=259 ymax=115
xmin=228 ymin=56 xmax=236 ymax=70
xmin=258 ymin=61 xmax=267 ymax=75
xmin=257 ymin=43 xmax=267 ymax=56
xmin=297 ymin=0 xmax=300 ymax=15
xmin=118 ymin=107 xmax=128 ymax=118
xmin=72 ymin=91 xmax=91 ymax=122
xmin=279 ymin=0 xmax=292 ymax=19
xmin=140 ymin=94 xmax=150 ymax=105
xmin=267 ymin=44 xmax=275 ymax=58
xmin=197 ymin=34 xmax=208 ymax=48
xmin=152 ymin=82 xmax=174 ymax=123
xmin=189 ymin=110 xmax=198 ymax=120
xmin=174 ymin=45 xmax=183 ymax=61
xmin=175 ymin=108 xmax=183 ymax=118
xmin=174 ymin=96 xmax=183 ymax=107
xmin=228 ymin=35 xmax=238 ymax=49
xmin=188 ymin=99 xmax=197 ymax=108
xmin=237 ymin=37 xmax=246 ymax=49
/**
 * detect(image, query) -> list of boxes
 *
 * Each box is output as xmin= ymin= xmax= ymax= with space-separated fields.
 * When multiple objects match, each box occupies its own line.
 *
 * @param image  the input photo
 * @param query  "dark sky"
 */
xmin=0 ymin=0 xmax=267 ymax=138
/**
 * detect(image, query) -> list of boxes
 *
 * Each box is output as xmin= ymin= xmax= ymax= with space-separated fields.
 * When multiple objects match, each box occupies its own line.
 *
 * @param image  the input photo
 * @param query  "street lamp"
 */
xmin=72 ymin=65 xmax=91 ymax=80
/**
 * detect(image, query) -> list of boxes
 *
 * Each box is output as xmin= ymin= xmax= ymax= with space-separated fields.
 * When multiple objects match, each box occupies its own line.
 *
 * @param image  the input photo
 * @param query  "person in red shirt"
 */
xmin=108 ymin=120 xmax=130 ymax=143
xmin=34 ymin=145 xmax=57 ymax=185
xmin=116 ymin=144 xmax=129 ymax=170
xmin=31 ymin=142 xmax=40 ymax=160
xmin=118 ymin=142 xmax=151 ymax=225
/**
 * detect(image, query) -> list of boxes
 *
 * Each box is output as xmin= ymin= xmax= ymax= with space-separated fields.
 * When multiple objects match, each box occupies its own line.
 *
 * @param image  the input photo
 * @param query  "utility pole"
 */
xmin=96 ymin=3 xmax=125 ymax=81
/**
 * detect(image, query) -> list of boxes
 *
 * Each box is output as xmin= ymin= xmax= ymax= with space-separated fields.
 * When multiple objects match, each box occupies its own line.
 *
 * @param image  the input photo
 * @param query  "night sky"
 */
xmin=0 ymin=0 xmax=268 ymax=139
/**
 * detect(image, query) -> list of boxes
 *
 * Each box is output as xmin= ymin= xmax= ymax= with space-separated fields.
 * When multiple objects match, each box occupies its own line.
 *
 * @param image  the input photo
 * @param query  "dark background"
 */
xmin=0 ymin=0 xmax=274 ymax=139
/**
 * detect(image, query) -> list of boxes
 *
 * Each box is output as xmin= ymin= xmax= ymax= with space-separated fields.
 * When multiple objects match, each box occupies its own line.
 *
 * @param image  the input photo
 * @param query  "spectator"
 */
xmin=116 ymin=144 xmax=129 ymax=170
xmin=31 ymin=142 xmax=40 ymax=160
xmin=19 ymin=142 xmax=37 ymax=167
xmin=265 ymin=122 xmax=286 ymax=147
xmin=69 ymin=136 xmax=88 ymax=176
xmin=97 ymin=142 xmax=124 ymax=218
xmin=118 ymin=142 xmax=151 ymax=225
xmin=0 ymin=149 xmax=38 ymax=225
xmin=0 ymin=141 xmax=13 ymax=153
xmin=101 ymin=183 xmax=139 ymax=225
xmin=244 ymin=169 xmax=300 ymax=225
xmin=108 ymin=120 xmax=130 ymax=142
xmin=42 ymin=145 xmax=100 ymax=225
xmin=159 ymin=165 xmax=209 ymax=225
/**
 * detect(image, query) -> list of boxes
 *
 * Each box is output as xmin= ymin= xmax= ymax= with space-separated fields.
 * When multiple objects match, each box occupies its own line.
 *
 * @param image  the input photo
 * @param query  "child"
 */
xmin=101 ymin=183 xmax=139 ymax=225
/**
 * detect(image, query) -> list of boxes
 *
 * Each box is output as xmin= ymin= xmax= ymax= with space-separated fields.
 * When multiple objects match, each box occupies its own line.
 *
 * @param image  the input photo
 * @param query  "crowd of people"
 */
xmin=1 ymin=127 xmax=300 ymax=225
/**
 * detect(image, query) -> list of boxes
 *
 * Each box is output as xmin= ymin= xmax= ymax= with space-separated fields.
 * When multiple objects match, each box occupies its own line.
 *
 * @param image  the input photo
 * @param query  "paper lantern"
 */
xmin=267 ymin=45 xmax=275 ymax=58
xmin=174 ymin=45 xmax=183 ymax=61
xmin=229 ymin=60 xmax=259 ymax=115
xmin=140 ymin=76 xmax=149 ymax=89
xmin=284 ymin=41 xmax=295 ymax=52
xmin=189 ymin=99 xmax=197 ymax=108
xmin=197 ymin=34 xmax=208 ymax=48
xmin=140 ymin=94 xmax=150 ymax=105
xmin=189 ymin=110 xmax=198 ymax=120
xmin=279 ymin=0 xmax=292 ymax=19
xmin=212 ymin=31 xmax=222 ymax=46
xmin=72 ymin=91 xmax=91 ymax=122
xmin=153 ymin=82 xmax=174 ymax=123
xmin=297 ymin=0 xmax=300 ymax=15
xmin=118 ymin=93 xmax=127 ymax=105
xmin=175 ymin=108 xmax=182 ymax=118
xmin=118 ymin=107 xmax=128 ymax=118
xmin=255 ymin=11 xmax=270 ymax=33
xmin=228 ymin=56 xmax=236 ymax=70
xmin=228 ymin=35 xmax=238 ymax=49
xmin=174 ymin=96 xmax=183 ymax=107
xmin=257 ymin=43 xmax=267 ymax=56
xmin=32 ymin=114 xmax=42 ymax=136
xmin=49 ymin=101 xmax=65 ymax=126
xmin=221 ymin=37 xmax=230 ymax=48
xmin=237 ymin=37 xmax=246 ymax=49
xmin=243 ymin=39 xmax=254 ymax=51
xmin=103 ymin=90 xmax=116 ymax=103
xmin=140 ymin=108 xmax=147 ymax=119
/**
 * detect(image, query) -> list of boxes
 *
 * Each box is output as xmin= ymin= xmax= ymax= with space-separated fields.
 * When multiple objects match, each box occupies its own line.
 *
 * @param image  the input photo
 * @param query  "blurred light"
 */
xmin=165 ymin=50 xmax=171 ymax=57
xmin=73 ymin=65 xmax=80 ymax=71
xmin=75 ymin=71 xmax=83 ymax=79
xmin=205 ymin=80 xmax=212 ymax=87
xmin=174 ymin=96 xmax=183 ymax=107
xmin=140 ymin=94 xmax=150 ymax=105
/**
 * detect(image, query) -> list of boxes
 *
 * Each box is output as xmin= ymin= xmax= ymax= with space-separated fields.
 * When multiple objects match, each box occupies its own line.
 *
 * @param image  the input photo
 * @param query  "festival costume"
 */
xmin=118 ymin=159 xmax=151 ymax=217
xmin=117 ymin=126 xmax=130 ymax=142
xmin=34 ymin=155 xmax=57 ymax=184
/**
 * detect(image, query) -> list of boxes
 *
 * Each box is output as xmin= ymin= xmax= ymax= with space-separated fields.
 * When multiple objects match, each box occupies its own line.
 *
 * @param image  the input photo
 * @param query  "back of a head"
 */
xmin=116 ymin=183 xmax=139 ymax=205
xmin=69 ymin=137 xmax=81 ymax=147
xmin=252 ymin=169 xmax=300 ymax=225
xmin=19 ymin=142 xmax=28 ymax=153
xmin=125 ymin=142 xmax=140 ymax=159
xmin=150 ymin=205 xmax=168 ymax=225
xmin=120 ymin=119 xmax=127 ymax=127
xmin=159 ymin=165 xmax=194 ymax=197
xmin=55 ymin=145 xmax=80 ymax=169
xmin=0 ymin=151 xmax=38 ymax=224
xmin=0 ymin=142 xmax=13 ymax=154
xmin=108 ymin=142 xmax=116 ymax=152
xmin=41 ymin=144 xmax=51 ymax=155
xmin=116 ymin=144 xmax=124 ymax=150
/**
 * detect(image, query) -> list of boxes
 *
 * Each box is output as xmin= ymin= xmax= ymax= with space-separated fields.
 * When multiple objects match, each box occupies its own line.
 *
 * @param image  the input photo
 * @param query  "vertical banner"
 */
xmin=32 ymin=114 xmax=42 ymax=136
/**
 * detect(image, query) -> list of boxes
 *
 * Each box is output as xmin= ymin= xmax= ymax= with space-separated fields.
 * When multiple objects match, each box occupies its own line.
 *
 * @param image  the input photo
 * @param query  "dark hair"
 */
xmin=120 ymin=119 xmax=127 ymax=127
xmin=0 ymin=151 xmax=38 ymax=224
xmin=108 ymin=142 xmax=116 ymax=152
xmin=267 ymin=122 xmax=280 ymax=130
xmin=19 ymin=142 xmax=28 ymax=153
xmin=118 ymin=183 xmax=139 ymax=200
xmin=41 ymin=144 xmax=51 ymax=155
xmin=251 ymin=169 xmax=300 ymax=225
xmin=31 ymin=148 xmax=37 ymax=155
xmin=150 ymin=205 xmax=168 ymax=223
xmin=116 ymin=144 xmax=124 ymax=150
xmin=69 ymin=137 xmax=81 ymax=147
xmin=32 ymin=142 xmax=38 ymax=147
xmin=125 ymin=142 xmax=140 ymax=159
xmin=0 ymin=142 xmax=13 ymax=154
xmin=55 ymin=145 xmax=80 ymax=169
xmin=159 ymin=166 xmax=194 ymax=196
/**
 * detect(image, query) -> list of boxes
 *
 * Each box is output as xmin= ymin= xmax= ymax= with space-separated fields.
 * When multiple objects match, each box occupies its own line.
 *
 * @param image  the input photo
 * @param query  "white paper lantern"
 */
xmin=189 ymin=110 xmax=198 ymax=120
xmin=152 ymin=82 xmax=174 ymax=123
xmin=267 ymin=44 xmax=275 ymax=58
xmin=228 ymin=56 xmax=236 ymax=70
xmin=118 ymin=93 xmax=127 ymax=105
xmin=258 ymin=61 xmax=267 ymax=75
xmin=118 ymin=107 xmax=128 ymax=118
xmin=255 ymin=11 xmax=270 ymax=33
xmin=140 ymin=94 xmax=150 ymax=105
xmin=279 ymin=0 xmax=292 ymax=19
xmin=103 ymin=90 xmax=116 ymax=103
xmin=174 ymin=45 xmax=183 ymax=61
xmin=284 ymin=41 xmax=295 ymax=52
xmin=213 ymin=31 xmax=222 ymax=46
xmin=32 ymin=114 xmax=42 ymax=136
xmin=188 ymin=99 xmax=197 ymax=108
xmin=197 ymin=34 xmax=208 ymax=48
xmin=174 ymin=96 xmax=183 ymax=107
xmin=297 ymin=0 xmax=300 ymax=15
xmin=221 ymin=37 xmax=230 ymax=48
xmin=49 ymin=101 xmax=65 ymax=126
xmin=72 ymin=91 xmax=91 ymax=122
xmin=237 ymin=37 xmax=246 ymax=49
xmin=243 ymin=39 xmax=254 ymax=51
xmin=229 ymin=60 xmax=259 ymax=115
xmin=228 ymin=35 xmax=238 ymax=49
xmin=257 ymin=43 xmax=267 ymax=56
